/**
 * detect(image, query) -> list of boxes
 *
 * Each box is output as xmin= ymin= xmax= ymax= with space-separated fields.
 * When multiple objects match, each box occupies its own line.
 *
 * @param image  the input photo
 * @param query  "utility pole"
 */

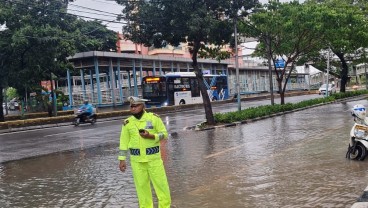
xmin=234 ymin=17 xmax=241 ymax=111
xmin=326 ymin=48 xmax=330 ymax=97
xmin=365 ymin=63 xmax=367 ymax=89
xmin=365 ymin=51 xmax=368 ymax=90
xmin=266 ymin=37 xmax=274 ymax=105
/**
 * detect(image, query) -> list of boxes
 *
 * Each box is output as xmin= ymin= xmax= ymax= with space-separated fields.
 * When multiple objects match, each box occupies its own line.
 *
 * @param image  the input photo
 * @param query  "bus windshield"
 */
xmin=142 ymin=77 xmax=167 ymax=97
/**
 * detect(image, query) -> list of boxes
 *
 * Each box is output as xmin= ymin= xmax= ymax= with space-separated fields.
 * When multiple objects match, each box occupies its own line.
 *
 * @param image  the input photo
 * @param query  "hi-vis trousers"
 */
xmin=131 ymin=159 xmax=171 ymax=208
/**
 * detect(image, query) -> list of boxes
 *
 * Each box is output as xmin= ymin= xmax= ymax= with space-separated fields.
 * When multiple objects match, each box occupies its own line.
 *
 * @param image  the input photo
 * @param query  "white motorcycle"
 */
xmin=346 ymin=104 xmax=368 ymax=161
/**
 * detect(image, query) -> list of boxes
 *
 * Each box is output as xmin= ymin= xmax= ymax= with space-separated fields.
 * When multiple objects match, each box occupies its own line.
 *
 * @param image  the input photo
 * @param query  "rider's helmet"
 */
xmin=83 ymin=100 xmax=89 ymax=105
xmin=352 ymin=104 xmax=366 ymax=120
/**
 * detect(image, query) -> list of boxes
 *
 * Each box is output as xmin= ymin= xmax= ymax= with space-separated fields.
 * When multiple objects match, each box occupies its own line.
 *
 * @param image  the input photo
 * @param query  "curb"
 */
xmin=191 ymin=95 xmax=368 ymax=131
xmin=0 ymin=116 xmax=126 ymax=134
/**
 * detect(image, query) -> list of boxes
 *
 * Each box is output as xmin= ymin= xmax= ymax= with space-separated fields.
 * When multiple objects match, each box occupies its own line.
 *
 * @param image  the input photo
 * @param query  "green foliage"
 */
xmin=240 ymin=1 xmax=327 ymax=104
xmin=0 ymin=0 xmax=117 ymax=120
xmin=214 ymin=90 xmax=368 ymax=124
xmin=6 ymin=87 xmax=18 ymax=100
xmin=303 ymin=0 xmax=368 ymax=92
xmin=55 ymin=89 xmax=68 ymax=104
xmin=0 ymin=0 xmax=117 ymax=90
xmin=116 ymin=0 xmax=258 ymax=125
xmin=74 ymin=20 xmax=117 ymax=52
xmin=198 ymin=45 xmax=232 ymax=62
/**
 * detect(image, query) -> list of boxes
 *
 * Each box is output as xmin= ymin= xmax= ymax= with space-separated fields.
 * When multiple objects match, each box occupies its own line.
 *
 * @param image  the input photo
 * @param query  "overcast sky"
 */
xmin=68 ymin=0 xmax=124 ymax=32
xmin=68 ymin=0 xmax=301 ymax=32
xmin=68 ymin=0 xmax=314 ymax=66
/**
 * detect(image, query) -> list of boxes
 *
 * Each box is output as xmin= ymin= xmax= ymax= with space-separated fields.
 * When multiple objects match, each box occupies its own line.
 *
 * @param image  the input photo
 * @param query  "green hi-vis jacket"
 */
xmin=118 ymin=111 xmax=168 ymax=162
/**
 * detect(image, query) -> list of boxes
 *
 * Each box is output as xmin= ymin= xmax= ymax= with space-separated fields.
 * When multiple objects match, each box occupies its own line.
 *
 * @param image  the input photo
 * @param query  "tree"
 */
xmin=0 ymin=30 xmax=14 ymax=121
xmin=74 ymin=20 xmax=118 ymax=52
xmin=312 ymin=0 xmax=368 ymax=92
xmin=116 ymin=0 xmax=258 ymax=125
xmin=241 ymin=1 xmax=326 ymax=104
xmin=0 ymin=0 xmax=118 ymax=121
xmin=0 ymin=0 xmax=79 ymax=119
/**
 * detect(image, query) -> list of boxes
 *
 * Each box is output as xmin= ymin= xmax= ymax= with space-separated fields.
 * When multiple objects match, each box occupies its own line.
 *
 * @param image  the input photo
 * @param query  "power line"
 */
xmin=67 ymin=8 xmax=118 ymax=18
xmin=90 ymin=0 xmax=118 ymax=6
xmin=2 ymin=0 xmax=206 ymax=34
xmin=3 ymin=0 xmax=126 ymax=25
xmin=69 ymin=3 xmax=122 ymax=16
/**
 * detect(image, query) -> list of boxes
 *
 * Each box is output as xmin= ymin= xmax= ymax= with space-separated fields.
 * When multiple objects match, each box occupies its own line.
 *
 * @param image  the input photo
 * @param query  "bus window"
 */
xmin=216 ymin=76 xmax=227 ymax=91
xmin=190 ymin=78 xmax=200 ymax=97
xmin=172 ymin=78 xmax=190 ymax=91
xmin=142 ymin=78 xmax=166 ymax=97
xmin=159 ymin=82 xmax=166 ymax=95
xmin=181 ymin=78 xmax=190 ymax=91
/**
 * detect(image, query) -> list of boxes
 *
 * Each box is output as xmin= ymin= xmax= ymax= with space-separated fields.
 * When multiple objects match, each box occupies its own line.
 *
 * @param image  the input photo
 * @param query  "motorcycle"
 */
xmin=73 ymin=107 xmax=97 ymax=126
xmin=346 ymin=104 xmax=368 ymax=161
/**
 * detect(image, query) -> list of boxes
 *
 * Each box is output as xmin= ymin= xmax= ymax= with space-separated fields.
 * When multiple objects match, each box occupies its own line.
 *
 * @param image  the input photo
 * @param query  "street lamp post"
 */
xmin=365 ymin=63 xmax=367 ymax=90
xmin=266 ymin=37 xmax=274 ymax=105
xmin=305 ymin=64 xmax=310 ymax=91
xmin=325 ymin=48 xmax=330 ymax=97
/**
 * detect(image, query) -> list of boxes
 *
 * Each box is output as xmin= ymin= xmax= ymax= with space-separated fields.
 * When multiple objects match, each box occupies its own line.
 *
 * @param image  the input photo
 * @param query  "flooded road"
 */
xmin=1 ymin=97 xmax=368 ymax=207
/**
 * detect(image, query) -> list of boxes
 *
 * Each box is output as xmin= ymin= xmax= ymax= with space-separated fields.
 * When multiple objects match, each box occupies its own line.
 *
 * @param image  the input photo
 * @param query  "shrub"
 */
xmin=213 ymin=90 xmax=368 ymax=124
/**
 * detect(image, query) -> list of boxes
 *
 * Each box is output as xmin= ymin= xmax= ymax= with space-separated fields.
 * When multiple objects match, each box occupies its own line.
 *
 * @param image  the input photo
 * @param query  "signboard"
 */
xmin=41 ymin=80 xmax=55 ymax=92
xmin=202 ymin=70 xmax=211 ymax=75
xmin=275 ymin=59 xmax=285 ymax=68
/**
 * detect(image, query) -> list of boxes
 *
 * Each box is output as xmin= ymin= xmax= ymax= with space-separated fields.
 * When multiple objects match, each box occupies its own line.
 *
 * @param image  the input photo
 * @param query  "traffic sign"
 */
xmin=275 ymin=59 xmax=285 ymax=68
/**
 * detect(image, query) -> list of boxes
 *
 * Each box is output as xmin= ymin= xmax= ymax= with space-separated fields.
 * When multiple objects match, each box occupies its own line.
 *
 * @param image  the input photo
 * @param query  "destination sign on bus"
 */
xmin=145 ymin=77 xmax=160 ymax=83
xmin=174 ymin=84 xmax=190 ymax=89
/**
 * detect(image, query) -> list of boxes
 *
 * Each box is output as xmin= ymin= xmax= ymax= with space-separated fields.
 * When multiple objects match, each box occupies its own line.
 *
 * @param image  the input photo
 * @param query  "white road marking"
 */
xmin=204 ymin=144 xmax=247 ymax=159
xmin=43 ymin=129 xmax=92 ymax=137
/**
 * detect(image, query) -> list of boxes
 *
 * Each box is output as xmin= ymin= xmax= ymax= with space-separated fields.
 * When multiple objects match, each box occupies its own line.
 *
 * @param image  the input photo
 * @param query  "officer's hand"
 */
xmin=139 ymin=130 xmax=154 ymax=139
xmin=119 ymin=160 xmax=127 ymax=172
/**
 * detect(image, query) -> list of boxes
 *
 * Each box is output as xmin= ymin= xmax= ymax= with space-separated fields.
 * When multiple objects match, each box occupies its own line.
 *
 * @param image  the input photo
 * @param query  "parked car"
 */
xmin=319 ymin=84 xmax=336 ymax=95
xmin=8 ymin=100 xmax=19 ymax=111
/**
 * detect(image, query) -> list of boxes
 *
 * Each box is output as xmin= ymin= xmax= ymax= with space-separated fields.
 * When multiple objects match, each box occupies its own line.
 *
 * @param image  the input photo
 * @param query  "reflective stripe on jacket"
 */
xmin=118 ymin=111 xmax=168 ymax=162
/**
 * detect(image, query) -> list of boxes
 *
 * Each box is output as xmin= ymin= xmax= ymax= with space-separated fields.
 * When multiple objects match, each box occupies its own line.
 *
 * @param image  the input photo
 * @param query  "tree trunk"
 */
xmin=266 ymin=37 xmax=275 ymax=105
xmin=192 ymin=42 xmax=215 ymax=125
xmin=335 ymin=52 xmax=348 ymax=93
xmin=277 ymin=78 xmax=285 ymax=104
xmin=281 ymin=62 xmax=296 ymax=105
xmin=0 ymin=86 xmax=4 ymax=122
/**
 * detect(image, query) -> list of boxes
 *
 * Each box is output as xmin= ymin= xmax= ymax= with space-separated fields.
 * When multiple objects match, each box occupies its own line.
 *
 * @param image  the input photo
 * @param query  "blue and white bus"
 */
xmin=142 ymin=72 xmax=229 ymax=107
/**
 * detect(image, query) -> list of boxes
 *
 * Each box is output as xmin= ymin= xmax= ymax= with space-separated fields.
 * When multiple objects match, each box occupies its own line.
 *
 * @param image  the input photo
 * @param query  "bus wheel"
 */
xmin=179 ymin=100 xmax=185 ymax=105
xmin=212 ymin=97 xmax=217 ymax=101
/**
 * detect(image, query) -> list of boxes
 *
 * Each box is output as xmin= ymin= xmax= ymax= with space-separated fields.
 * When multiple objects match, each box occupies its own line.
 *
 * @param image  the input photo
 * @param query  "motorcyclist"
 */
xmin=79 ymin=100 xmax=93 ymax=119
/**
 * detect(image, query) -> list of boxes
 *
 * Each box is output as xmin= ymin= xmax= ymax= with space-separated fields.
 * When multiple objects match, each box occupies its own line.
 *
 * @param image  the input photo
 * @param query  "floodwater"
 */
xmin=1 ymin=99 xmax=368 ymax=208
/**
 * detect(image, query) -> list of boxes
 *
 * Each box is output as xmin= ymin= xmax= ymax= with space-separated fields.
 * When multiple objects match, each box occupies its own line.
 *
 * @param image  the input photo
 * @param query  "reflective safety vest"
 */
xmin=118 ymin=111 xmax=168 ymax=162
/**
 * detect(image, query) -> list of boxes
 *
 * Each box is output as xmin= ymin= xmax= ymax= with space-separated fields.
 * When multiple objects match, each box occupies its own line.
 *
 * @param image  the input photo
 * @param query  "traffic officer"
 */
xmin=118 ymin=96 xmax=171 ymax=208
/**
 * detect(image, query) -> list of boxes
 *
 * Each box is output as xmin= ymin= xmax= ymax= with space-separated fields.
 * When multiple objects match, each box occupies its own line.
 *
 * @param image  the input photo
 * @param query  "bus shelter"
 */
xmin=67 ymin=51 xmax=229 ymax=107
xmin=227 ymin=65 xmax=311 ymax=95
